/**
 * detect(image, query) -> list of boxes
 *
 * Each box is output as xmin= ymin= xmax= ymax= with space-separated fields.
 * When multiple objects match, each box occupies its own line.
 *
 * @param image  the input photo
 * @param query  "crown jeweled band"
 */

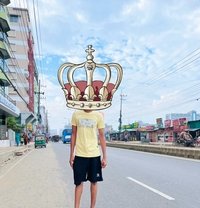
xmin=57 ymin=45 xmax=123 ymax=110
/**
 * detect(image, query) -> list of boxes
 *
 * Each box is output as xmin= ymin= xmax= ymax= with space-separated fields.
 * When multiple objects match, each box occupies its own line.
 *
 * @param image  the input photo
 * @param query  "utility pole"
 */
xmin=34 ymin=80 xmax=44 ymax=124
xmin=118 ymin=93 xmax=127 ymax=132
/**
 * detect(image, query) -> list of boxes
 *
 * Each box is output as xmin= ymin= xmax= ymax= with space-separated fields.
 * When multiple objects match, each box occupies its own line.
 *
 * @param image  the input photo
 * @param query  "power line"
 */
xmin=32 ymin=0 xmax=43 ymax=76
xmin=146 ymin=47 xmax=200 ymax=85
xmin=31 ymin=0 xmax=47 ymax=110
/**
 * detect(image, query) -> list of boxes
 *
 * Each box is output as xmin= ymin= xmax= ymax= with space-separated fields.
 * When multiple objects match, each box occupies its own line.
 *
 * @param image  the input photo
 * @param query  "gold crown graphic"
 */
xmin=57 ymin=45 xmax=123 ymax=110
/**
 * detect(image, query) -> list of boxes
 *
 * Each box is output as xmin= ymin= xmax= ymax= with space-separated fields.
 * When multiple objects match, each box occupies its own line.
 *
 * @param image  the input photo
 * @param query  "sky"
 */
xmin=10 ymin=0 xmax=200 ymax=133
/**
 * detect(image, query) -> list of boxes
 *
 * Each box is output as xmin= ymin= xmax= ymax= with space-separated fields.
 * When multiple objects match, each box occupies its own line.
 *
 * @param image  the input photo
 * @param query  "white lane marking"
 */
xmin=0 ymin=149 xmax=34 ymax=181
xmin=127 ymin=176 xmax=175 ymax=201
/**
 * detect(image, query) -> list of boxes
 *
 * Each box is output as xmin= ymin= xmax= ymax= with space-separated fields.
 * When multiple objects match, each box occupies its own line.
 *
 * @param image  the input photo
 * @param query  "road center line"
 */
xmin=127 ymin=176 xmax=175 ymax=201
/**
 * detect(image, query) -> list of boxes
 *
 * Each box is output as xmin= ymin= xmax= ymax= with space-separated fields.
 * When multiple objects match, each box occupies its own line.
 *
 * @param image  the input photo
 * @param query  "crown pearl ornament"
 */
xmin=57 ymin=45 xmax=123 ymax=110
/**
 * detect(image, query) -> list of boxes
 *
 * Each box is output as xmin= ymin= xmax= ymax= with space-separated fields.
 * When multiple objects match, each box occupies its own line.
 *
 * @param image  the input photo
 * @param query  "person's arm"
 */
xmin=98 ymin=128 xmax=107 ymax=168
xmin=69 ymin=125 xmax=77 ymax=168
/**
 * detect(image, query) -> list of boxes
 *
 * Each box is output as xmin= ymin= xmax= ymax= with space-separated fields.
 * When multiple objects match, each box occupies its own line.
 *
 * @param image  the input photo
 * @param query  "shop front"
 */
xmin=187 ymin=120 xmax=200 ymax=138
xmin=0 ymin=93 xmax=20 ymax=147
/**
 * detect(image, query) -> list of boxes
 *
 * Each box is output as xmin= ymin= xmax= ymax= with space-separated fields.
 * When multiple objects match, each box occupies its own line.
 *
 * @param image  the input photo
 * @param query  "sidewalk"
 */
xmin=0 ymin=143 xmax=72 ymax=208
xmin=0 ymin=143 xmax=34 ymax=167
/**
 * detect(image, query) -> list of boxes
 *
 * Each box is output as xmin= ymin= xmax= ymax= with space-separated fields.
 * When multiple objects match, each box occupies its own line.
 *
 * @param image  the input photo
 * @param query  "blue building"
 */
xmin=166 ymin=110 xmax=200 ymax=121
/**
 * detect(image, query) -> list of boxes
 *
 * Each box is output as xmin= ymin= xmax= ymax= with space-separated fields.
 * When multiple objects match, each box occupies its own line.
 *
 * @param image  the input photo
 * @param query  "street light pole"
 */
xmin=119 ymin=93 xmax=126 ymax=132
xmin=34 ymin=80 xmax=44 ymax=124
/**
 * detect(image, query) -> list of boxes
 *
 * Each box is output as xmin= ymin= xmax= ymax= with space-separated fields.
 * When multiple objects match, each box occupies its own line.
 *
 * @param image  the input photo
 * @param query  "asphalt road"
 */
xmin=0 ymin=142 xmax=200 ymax=208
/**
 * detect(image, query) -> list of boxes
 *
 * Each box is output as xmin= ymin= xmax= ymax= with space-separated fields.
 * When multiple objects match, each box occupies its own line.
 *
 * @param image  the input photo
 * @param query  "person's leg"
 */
xmin=90 ymin=182 xmax=98 ymax=208
xmin=75 ymin=183 xmax=83 ymax=208
xmin=88 ymin=156 xmax=103 ymax=208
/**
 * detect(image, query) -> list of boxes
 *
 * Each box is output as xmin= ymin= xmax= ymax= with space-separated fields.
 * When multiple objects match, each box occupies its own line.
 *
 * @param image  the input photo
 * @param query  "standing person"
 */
xmin=69 ymin=110 xmax=107 ymax=208
xmin=15 ymin=132 xmax=20 ymax=146
xmin=23 ymin=133 xmax=28 ymax=145
xmin=20 ymin=132 xmax=24 ymax=145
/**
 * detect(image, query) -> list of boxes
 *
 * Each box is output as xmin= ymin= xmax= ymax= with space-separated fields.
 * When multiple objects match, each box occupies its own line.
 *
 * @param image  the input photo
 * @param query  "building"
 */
xmin=187 ymin=120 xmax=200 ymax=138
xmin=166 ymin=110 xmax=200 ymax=121
xmin=7 ymin=6 xmax=38 ymax=131
xmin=38 ymin=105 xmax=48 ymax=134
xmin=0 ymin=0 xmax=20 ymax=146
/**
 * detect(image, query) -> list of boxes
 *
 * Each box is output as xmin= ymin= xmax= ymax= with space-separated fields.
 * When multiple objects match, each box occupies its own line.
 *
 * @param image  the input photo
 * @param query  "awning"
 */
xmin=0 ymin=71 xmax=10 ymax=86
xmin=20 ymin=112 xmax=37 ymax=125
xmin=0 ymin=94 xmax=20 ymax=117
xmin=0 ymin=40 xmax=11 ymax=59
xmin=185 ymin=128 xmax=200 ymax=132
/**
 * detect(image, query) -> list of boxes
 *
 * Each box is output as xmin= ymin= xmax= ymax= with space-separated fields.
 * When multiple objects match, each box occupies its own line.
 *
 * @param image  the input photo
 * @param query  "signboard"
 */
xmin=133 ymin=122 xmax=139 ymax=128
xmin=28 ymin=63 xmax=34 ymax=112
xmin=0 ymin=94 xmax=20 ymax=117
xmin=156 ymin=118 xmax=163 ymax=128
xmin=172 ymin=119 xmax=179 ymax=126
xmin=164 ymin=119 xmax=171 ymax=128
xmin=122 ymin=122 xmax=139 ymax=130
xmin=179 ymin=118 xmax=187 ymax=126
xmin=138 ymin=127 xmax=147 ymax=131
xmin=146 ymin=125 xmax=155 ymax=130
xmin=180 ymin=125 xmax=187 ymax=132
xmin=173 ymin=119 xmax=180 ymax=131
xmin=122 ymin=124 xmax=132 ymax=129
xmin=27 ymin=123 xmax=33 ymax=131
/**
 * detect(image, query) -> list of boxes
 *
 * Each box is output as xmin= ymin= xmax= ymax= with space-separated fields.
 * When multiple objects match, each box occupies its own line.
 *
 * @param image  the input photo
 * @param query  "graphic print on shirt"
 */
xmin=79 ymin=119 xmax=96 ymax=128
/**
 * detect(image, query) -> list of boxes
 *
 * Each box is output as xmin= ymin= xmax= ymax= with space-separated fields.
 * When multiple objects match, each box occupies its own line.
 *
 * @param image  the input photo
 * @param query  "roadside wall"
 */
xmin=107 ymin=142 xmax=200 ymax=160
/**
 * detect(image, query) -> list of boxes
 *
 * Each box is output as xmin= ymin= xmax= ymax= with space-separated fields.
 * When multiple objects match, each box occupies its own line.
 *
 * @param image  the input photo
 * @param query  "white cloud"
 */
xmin=122 ymin=0 xmax=150 ymax=16
xmin=9 ymin=0 xmax=200 ymax=132
xmin=40 ymin=74 xmax=74 ymax=133
xmin=75 ymin=12 xmax=88 ymax=23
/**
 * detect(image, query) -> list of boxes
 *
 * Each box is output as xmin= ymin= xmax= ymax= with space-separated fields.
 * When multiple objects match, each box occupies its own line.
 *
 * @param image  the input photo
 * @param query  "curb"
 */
xmin=106 ymin=142 xmax=200 ymax=160
xmin=14 ymin=144 xmax=33 ymax=156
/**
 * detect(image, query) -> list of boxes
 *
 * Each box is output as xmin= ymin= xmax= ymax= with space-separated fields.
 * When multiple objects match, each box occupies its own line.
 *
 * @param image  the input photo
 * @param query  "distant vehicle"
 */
xmin=62 ymin=128 xmax=72 ymax=143
xmin=35 ymin=134 xmax=46 ymax=148
xmin=52 ymin=135 xmax=60 ymax=142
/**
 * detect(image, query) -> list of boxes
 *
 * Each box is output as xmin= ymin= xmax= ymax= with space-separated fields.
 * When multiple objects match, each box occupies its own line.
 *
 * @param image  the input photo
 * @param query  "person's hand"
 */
xmin=101 ymin=158 xmax=107 ymax=168
xmin=69 ymin=155 xmax=74 ymax=168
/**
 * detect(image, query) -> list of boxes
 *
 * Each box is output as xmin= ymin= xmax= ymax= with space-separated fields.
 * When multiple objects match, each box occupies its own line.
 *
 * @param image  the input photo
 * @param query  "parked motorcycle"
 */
xmin=175 ymin=137 xmax=195 ymax=147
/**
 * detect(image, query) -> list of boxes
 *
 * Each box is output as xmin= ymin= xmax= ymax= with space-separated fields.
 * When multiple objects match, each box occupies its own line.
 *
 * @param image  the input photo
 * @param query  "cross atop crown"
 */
xmin=86 ymin=45 xmax=95 ymax=58
xmin=57 ymin=45 xmax=123 ymax=110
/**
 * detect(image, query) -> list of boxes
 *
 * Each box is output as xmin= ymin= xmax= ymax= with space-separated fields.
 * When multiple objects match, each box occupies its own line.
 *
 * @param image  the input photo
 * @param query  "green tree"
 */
xmin=7 ymin=116 xmax=24 ymax=132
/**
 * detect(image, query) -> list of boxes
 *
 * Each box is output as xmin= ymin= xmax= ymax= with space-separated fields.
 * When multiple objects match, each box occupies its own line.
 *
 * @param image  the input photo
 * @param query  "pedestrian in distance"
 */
xmin=23 ymin=133 xmax=28 ymax=145
xmin=15 ymin=132 xmax=20 ymax=146
xmin=20 ymin=132 xmax=24 ymax=145
xmin=69 ymin=110 xmax=107 ymax=208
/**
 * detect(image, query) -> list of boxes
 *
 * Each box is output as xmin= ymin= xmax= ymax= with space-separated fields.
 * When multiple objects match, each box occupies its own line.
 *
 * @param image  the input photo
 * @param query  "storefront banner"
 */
xmin=146 ymin=125 xmax=155 ymax=130
xmin=179 ymin=118 xmax=187 ymax=126
xmin=156 ymin=118 xmax=163 ymax=128
xmin=180 ymin=125 xmax=187 ymax=131
xmin=164 ymin=119 xmax=171 ymax=128
xmin=0 ymin=94 xmax=20 ymax=117
xmin=173 ymin=125 xmax=180 ymax=131
xmin=172 ymin=119 xmax=179 ymax=126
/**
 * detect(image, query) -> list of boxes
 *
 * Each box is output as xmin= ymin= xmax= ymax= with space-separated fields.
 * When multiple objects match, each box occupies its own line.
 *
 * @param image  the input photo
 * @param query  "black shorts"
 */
xmin=73 ymin=156 xmax=103 ymax=186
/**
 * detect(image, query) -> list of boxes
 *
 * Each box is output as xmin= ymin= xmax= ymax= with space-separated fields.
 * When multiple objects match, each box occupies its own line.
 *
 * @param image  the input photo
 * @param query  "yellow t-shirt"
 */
xmin=71 ymin=110 xmax=105 ymax=157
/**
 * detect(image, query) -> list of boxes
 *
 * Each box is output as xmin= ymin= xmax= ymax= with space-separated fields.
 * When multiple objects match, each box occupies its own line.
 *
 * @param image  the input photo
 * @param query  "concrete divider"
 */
xmin=106 ymin=142 xmax=200 ymax=160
